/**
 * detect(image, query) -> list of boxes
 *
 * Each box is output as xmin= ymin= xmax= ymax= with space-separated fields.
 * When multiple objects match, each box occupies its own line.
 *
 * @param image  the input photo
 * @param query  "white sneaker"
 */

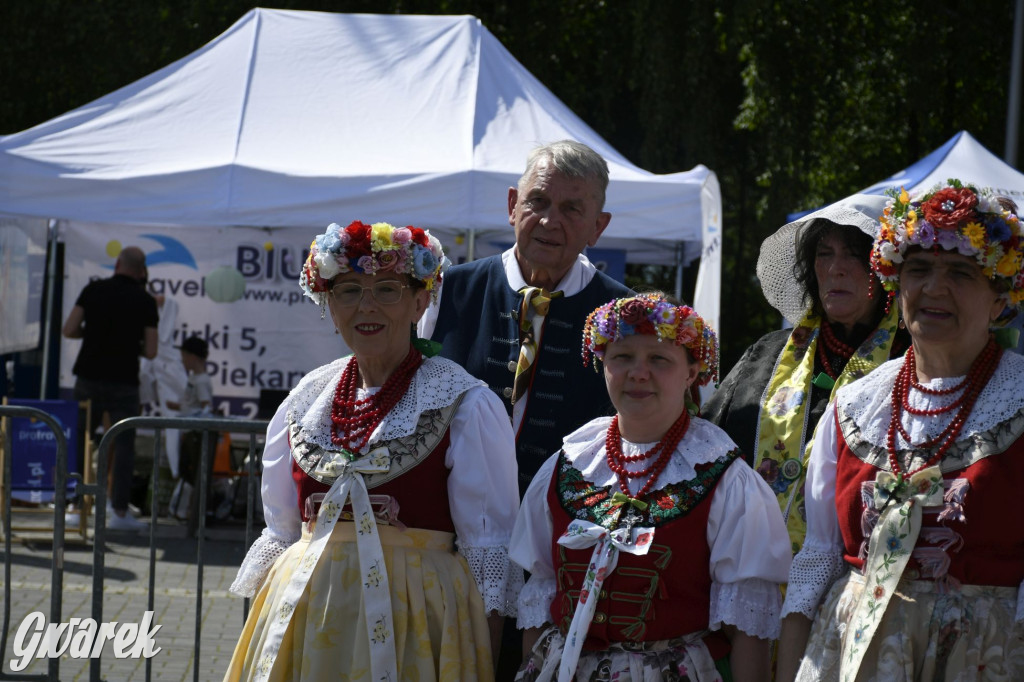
xmin=107 ymin=513 xmax=148 ymax=532
xmin=65 ymin=512 xmax=81 ymax=526
xmin=106 ymin=501 xmax=142 ymax=517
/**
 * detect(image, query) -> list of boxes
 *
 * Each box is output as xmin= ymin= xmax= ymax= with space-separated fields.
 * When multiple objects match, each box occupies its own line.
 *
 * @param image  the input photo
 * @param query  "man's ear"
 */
xmin=508 ymin=187 xmax=519 ymax=227
xmin=588 ymin=212 xmax=611 ymax=247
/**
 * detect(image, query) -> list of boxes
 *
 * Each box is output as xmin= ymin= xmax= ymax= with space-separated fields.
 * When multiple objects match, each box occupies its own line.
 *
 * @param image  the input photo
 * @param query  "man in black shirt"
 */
xmin=63 ymin=246 xmax=158 ymax=531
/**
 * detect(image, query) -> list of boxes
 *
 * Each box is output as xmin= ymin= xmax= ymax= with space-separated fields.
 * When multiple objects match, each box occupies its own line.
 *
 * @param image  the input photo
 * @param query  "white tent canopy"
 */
xmin=789 ymin=131 xmax=1024 ymax=221
xmin=0 ymin=8 xmax=723 ymax=401
xmin=0 ymin=8 xmax=718 ymax=265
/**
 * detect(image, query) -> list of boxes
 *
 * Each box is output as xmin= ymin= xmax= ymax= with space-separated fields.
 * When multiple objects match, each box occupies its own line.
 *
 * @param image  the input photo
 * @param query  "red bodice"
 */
xmin=291 ymin=429 xmax=454 ymax=533
xmin=834 ymin=419 xmax=1024 ymax=587
xmin=546 ymin=454 xmax=731 ymax=658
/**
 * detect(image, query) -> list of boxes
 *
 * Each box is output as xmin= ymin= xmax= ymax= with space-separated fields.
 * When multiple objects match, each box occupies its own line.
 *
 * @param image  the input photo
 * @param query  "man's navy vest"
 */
xmin=431 ymin=255 xmax=633 ymax=493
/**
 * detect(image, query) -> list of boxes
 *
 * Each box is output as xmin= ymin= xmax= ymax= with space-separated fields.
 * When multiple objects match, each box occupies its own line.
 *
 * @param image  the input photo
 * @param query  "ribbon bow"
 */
xmin=841 ymin=465 xmax=944 ymax=681
xmin=253 ymin=447 xmax=397 ymax=682
xmin=512 ymin=287 xmax=563 ymax=404
xmin=610 ymin=490 xmax=649 ymax=511
xmin=555 ymin=519 xmax=654 ymax=682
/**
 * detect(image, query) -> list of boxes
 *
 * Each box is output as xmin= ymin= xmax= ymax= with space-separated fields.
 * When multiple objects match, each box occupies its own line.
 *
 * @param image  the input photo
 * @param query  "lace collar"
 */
xmin=285 ymin=355 xmax=484 ymax=451
xmin=560 ymin=415 xmax=739 ymax=492
xmin=836 ymin=351 xmax=1024 ymax=471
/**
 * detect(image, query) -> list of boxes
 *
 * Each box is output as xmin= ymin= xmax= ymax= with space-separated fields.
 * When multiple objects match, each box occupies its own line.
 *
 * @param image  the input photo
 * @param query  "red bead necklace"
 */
xmin=330 ymin=347 xmax=423 ymax=452
xmin=605 ymin=410 xmax=690 ymax=499
xmin=886 ymin=338 xmax=1001 ymax=479
xmin=817 ymin=321 xmax=856 ymax=380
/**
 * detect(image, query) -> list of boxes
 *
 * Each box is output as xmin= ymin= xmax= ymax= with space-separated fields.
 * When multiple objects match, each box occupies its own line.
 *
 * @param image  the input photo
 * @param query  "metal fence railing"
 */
xmin=0 ymin=410 xmax=268 ymax=682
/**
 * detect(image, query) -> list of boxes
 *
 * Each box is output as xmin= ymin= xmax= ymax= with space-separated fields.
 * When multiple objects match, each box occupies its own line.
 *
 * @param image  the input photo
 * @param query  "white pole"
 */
xmin=1006 ymin=0 xmax=1023 ymax=166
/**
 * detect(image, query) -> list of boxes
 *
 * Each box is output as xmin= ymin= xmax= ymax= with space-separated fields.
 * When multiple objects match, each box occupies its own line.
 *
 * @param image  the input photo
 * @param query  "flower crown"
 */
xmin=870 ymin=180 xmax=1024 ymax=310
xmin=581 ymin=294 xmax=719 ymax=386
xmin=299 ymin=221 xmax=449 ymax=304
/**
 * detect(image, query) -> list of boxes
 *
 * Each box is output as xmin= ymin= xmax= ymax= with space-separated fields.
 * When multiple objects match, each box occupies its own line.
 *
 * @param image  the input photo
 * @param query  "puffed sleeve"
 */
xmin=508 ymin=453 xmax=559 ymax=629
xmin=707 ymin=459 xmax=792 ymax=639
xmin=780 ymin=404 xmax=846 ymax=619
xmin=446 ymin=385 xmax=523 ymax=617
xmin=229 ymin=401 xmax=302 ymax=597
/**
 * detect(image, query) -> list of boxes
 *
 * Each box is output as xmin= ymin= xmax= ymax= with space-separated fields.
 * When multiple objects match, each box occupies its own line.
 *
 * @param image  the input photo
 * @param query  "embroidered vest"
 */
xmin=290 ymin=403 xmax=459 ymax=533
xmin=431 ymin=255 xmax=633 ymax=492
xmin=834 ymin=408 xmax=1024 ymax=587
xmin=546 ymin=449 xmax=737 ymax=652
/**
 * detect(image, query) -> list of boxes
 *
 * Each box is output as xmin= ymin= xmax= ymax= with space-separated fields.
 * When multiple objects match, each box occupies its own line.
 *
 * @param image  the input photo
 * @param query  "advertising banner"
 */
xmin=0 ymin=216 xmax=48 ymax=355
xmin=60 ymin=223 xmax=351 ymax=417
xmin=6 ymin=398 xmax=79 ymax=503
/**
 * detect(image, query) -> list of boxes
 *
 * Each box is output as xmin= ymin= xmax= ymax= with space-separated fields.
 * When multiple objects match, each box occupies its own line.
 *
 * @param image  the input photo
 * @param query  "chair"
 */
xmin=0 ymin=398 xmax=94 ymax=539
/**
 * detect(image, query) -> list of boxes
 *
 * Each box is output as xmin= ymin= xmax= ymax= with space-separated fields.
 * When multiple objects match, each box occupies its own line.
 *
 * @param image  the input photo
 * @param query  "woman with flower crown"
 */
xmin=776 ymin=182 xmax=1024 ymax=681
xmin=703 ymin=195 xmax=910 ymax=558
xmin=509 ymin=293 xmax=791 ymax=682
xmin=224 ymin=221 xmax=522 ymax=681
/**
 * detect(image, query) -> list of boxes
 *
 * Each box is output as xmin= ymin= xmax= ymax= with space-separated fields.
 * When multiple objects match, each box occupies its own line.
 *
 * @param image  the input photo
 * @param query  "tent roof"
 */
xmin=787 ymin=131 xmax=1024 ymax=221
xmin=0 ymin=8 xmax=712 ymax=245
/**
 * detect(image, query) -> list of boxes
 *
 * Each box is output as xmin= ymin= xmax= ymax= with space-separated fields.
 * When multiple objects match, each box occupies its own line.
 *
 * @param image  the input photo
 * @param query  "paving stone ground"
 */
xmin=1 ymin=513 xmax=255 ymax=682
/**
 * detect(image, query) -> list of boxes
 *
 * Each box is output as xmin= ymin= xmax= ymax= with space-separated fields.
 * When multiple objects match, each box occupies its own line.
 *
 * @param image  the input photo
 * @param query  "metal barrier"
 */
xmin=0 ymin=411 xmax=268 ymax=682
xmin=0 ymin=405 xmax=68 ymax=682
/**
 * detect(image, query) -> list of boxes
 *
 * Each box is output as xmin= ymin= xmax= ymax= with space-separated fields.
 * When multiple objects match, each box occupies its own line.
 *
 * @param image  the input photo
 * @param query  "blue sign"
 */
xmin=7 ymin=399 xmax=80 ymax=503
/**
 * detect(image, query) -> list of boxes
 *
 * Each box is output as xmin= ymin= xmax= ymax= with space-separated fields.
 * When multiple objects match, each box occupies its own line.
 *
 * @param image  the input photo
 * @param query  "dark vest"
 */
xmin=431 ymin=255 xmax=633 ymax=492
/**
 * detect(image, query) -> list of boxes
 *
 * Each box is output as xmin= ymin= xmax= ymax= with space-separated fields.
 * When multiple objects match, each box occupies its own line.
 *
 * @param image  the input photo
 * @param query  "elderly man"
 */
xmin=63 ymin=246 xmax=158 ymax=531
xmin=421 ymin=140 xmax=633 ymax=493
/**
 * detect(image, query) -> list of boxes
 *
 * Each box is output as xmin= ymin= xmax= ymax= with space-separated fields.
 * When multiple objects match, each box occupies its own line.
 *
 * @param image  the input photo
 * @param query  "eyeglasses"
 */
xmin=329 ymin=280 xmax=409 ymax=306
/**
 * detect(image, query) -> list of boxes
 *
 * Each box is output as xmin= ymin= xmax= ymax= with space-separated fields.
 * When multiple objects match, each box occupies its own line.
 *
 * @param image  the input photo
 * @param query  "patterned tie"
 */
xmin=512 ymin=287 xmax=562 ymax=404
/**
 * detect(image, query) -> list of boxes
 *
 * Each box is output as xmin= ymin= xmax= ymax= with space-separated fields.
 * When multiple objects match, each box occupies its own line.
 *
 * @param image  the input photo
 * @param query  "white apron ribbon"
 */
xmin=254 ymin=446 xmax=395 ymax=682
xmin=555 ymin=518 xmax=654 ymax=682
xmin=841 ymin=465 xmax=944 ymax=681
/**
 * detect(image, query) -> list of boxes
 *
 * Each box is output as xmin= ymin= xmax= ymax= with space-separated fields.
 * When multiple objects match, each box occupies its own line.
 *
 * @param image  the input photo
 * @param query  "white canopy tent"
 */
xmin=789 ymin=131 xmax=1024 ymax=221
xmin=0 ymin=8 xmax=722 ymax=402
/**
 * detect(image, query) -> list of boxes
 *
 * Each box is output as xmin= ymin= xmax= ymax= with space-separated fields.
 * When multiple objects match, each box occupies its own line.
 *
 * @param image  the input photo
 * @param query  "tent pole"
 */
xmin=467 ymin=229 xmax=476 ymax=262
xmin=1007 ymin=0 xmax=1024 ymax=166
xmin=674 ymin=242 xmax=684 ymax=301
xmin=39 ymin=219 xmax=59 ymax=399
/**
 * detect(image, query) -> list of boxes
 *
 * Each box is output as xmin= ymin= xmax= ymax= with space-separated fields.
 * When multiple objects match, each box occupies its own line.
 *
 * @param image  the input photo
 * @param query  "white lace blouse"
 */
xmin=782 ymin=351 xmax=1024 ymax=625
xmin=510 ymin=416 xmax=792 ymax=640
xmin=229 ymin=355 xmax=523 ymax=617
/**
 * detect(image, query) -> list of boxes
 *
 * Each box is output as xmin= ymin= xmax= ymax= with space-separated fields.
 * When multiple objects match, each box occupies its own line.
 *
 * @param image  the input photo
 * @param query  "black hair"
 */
xmin=793 ymin=219 xmax=876 ymax=319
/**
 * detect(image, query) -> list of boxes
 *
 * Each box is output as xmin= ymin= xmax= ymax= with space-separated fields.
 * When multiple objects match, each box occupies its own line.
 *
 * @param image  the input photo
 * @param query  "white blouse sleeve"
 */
xmin=707 ymin=459 xmax=792 ymax=639
xmin=781 ymin=404 xmax=847 ymax=619
xmin=447 ymin=386 xmax=523 ymax=617
xmin=508 ymin=453 xmax=560 ymax=630
xmin=229 ymin=402 xmax=302 ymax=597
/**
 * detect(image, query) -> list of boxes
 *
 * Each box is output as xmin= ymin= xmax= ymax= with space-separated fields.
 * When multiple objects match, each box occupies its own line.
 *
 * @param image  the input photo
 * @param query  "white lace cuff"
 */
xmin=709 ymin=578 xmax=783 ymax=640
xmin=781 ymin=546 xmax=847 ymax=619
xmin=228 ymin=529 xmax=297 ymax=598
xmin=516 ymin=575 xmax=557 ymax=629
xmin=458 ymin=542 xmax=523 ymax=617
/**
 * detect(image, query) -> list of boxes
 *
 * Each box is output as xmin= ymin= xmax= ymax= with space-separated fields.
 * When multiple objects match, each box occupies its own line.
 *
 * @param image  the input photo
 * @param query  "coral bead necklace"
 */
xmin=330 ymin=347 xmax=423 ymax=452
xmin=605 ymin=410 xmax=690 ymax=498
xmin=817 ymin=320 xmax=856 ymax=380
xmin=886 ymin=337 xmax=1000 ymax=482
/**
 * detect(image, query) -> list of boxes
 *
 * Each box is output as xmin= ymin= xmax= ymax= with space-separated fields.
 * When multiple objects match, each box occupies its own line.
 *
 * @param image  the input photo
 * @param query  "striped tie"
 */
xmin=512 ymin=287 xmax=562 ymax=404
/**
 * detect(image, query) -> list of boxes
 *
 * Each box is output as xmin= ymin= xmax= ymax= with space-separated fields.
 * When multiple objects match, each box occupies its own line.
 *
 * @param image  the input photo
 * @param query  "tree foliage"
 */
xmin=1 ymin=0 xmax=1020 ymax=369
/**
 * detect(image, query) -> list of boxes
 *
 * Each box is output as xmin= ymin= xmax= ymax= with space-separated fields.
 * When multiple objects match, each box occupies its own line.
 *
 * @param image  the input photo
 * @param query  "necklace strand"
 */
xmin=605 ymin=411 xmax=690 ymax=499
xmin=330 ymin=347 xmax=423 ymax=452
xmin=886 ymin=338 xmax=1000 ymax=479
xmin=817 ymin=321 xmax=856 ymax=380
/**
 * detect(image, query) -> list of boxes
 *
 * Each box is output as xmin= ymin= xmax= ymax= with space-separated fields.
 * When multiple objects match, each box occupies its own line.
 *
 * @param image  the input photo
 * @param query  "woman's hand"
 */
xmin=775 ymin=613 xmax=813 ymax=682
xmin=521 ymin=626 xmax=545 ymax=664
xmin=722 ymin=625 xmax=771 ymax=682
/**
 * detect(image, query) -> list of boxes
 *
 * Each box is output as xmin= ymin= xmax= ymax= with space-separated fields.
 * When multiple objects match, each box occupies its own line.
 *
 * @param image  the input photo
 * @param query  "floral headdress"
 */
xmin=871 ymin=180 xmax=1024 ymax=312
xmin=299 ymin=220 xmax=449 ymax=305
xmin=581 ymin=294 xmax=719 ymax=386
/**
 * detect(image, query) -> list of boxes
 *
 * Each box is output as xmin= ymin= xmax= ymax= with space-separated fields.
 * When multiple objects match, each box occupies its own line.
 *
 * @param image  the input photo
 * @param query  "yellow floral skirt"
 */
xmin=797 ymin=571 xmax=1024 ymax=681
xmin=225 ymin=524 xmax=494 ymax=681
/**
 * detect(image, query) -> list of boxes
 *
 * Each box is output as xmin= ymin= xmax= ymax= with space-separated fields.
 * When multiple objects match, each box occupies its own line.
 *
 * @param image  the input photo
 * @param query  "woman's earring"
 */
xmin=334 ymin=328 xmax=340 ymax=335
xmin=898 ymin=318 xmax=906 ymax=329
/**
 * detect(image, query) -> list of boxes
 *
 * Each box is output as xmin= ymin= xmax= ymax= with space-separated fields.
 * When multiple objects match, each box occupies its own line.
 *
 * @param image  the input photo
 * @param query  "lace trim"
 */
xmin=457 ymin=542 xmax=523 ymax=617
xmin=1017 ymin=581 xmax=1024 ymax=630
xmin=287 ymin=355 xmax=483 ymax=450
xmin=781 ymin=546 xmax=848 ymax=619
xmin=517 ymin=575 xmax=557 ymax=630
xmin=709 ymin=578 xmax=783 ymax=640
xmin=836 ymin=353 xmax=1024 ymax=472
xmin=229 ymin=529 xmax=297 ymax=598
